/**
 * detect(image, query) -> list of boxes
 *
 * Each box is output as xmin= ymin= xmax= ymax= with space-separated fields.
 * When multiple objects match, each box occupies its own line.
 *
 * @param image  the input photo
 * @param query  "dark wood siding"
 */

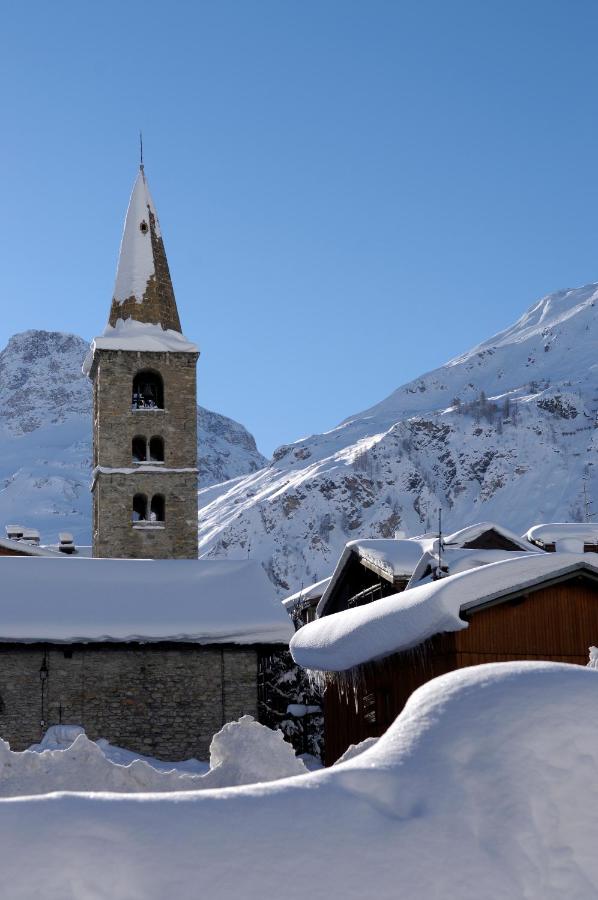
xmin=324 ymin=575 xmax=598 ymax=764
xmin=0 ymin=546 xmax=35 ymax=557
xmin=456 ymin=578 xmax=598 ymax=664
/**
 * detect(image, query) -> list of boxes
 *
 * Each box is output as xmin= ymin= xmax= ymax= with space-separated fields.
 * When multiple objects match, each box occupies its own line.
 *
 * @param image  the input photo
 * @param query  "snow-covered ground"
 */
xmin=0 ymin=661 xmax=596 ymax=898
xmin=1 ymin=716 xmax=306 ymax=797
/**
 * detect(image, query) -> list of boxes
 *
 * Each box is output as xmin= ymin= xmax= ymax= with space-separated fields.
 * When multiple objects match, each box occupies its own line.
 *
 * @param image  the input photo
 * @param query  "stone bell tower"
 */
xmin=85 ymin=164 xmax=199 ymax=559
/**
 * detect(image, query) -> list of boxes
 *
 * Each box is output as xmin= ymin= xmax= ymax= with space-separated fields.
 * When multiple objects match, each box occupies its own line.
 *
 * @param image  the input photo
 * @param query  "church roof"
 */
xmin=108 ymin=166 xmax=182 ymax=334
xmin=0 ymin=557 xmax=292 ymax=645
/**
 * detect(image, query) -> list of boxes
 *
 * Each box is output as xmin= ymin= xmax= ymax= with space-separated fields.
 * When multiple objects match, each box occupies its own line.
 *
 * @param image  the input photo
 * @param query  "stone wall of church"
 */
xmin=93 ymin=471 xmax=198 ymax=559
xmin=0 ymin=643 xmax=258 ymax=760
xmin=91 ymin=348 xmax=199 ymax=559
xmin=92 ymin=349 xmax=198 ymax=470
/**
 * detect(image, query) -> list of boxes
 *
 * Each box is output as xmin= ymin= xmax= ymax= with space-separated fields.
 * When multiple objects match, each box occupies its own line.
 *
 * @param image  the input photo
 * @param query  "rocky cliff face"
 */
xmin=197 ymin=282 xmax=598 ymax=593
xmin=0 ymin=330 xmax=267 ymax=544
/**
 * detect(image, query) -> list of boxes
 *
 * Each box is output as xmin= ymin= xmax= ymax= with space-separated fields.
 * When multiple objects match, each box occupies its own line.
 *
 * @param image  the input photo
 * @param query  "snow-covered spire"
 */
xmin=108 ymin=166 xmax=182 ymax=333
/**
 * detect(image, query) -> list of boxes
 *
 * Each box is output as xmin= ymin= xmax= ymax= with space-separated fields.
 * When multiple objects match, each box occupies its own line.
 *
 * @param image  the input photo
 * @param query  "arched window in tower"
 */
xmin=132 ymin=493 xmax=148 ymax=522
xmin=149 ymin=436 xmax=165 ymax=462
xmin=150 ymin=494 xmax=165 ymax=522
xmin=132 ymin=435 xmax=147 ymax=462
xmin=132 ymin=370 xmax=164 ymax=410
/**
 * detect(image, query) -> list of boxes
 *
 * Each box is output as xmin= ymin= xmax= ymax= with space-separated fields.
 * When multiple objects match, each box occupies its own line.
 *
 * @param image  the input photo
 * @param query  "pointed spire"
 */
xmin=109 ymin=166 xmax=182 ymax=333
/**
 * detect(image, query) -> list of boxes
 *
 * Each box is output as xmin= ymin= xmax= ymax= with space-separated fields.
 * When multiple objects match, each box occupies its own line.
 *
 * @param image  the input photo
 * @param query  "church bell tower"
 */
xmin=85 ymin=164 xmax=199 ymax=559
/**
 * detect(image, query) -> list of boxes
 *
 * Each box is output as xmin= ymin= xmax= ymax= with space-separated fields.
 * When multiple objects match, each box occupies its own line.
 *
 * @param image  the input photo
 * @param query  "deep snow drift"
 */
xmin=0 ymin=717 xmax=306 ymax=797
xmin=0 ymin=662 xmax=597 ymax=898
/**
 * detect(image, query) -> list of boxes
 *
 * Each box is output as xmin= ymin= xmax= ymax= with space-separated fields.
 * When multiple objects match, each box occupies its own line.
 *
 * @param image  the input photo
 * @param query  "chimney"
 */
xmin=58 ymin=532 xmax=76 ymax=555
xmin=21 ymin=528 xmax=40 ymax=546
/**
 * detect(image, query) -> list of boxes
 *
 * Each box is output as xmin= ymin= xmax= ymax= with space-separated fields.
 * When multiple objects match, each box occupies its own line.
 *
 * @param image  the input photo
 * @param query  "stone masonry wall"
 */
xmin=0 ymin=644 xmax=258 ymax=760
xmin=93 ymin=472 xmax=198 ymax=559
xmin=91 ymin=349 xmax=198 ymax=558
xmin=92 ymin=350 xmax=198 ymax=469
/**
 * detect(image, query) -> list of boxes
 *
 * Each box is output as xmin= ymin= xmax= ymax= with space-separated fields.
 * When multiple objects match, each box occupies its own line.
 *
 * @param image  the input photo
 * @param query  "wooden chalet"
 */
xmin=316 ymin=522 xmax=534 ymax=619
xmin=291 ymin=553 xmax=598 ymax=764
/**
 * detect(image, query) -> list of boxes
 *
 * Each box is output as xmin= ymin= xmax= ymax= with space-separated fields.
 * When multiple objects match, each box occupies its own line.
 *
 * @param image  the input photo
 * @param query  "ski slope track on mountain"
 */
xmin=198 ymin=282 xmax=598 ymax=593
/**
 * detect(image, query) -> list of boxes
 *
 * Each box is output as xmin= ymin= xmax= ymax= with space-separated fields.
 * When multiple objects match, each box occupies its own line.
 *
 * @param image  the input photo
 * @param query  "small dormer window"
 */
xmin=139 ymin=220 xmax=148 ymax=234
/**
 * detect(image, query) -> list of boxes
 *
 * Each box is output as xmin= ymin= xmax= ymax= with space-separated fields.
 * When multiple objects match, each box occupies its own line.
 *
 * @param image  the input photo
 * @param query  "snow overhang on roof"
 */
xmin=406 ymin=547 xmax=539 ymax=589
xmin=525 ymin=523 xmax=598 ymax=547
xmin=0 ymin=558 xmax=292 ymax=645
xmin=291 ymin=553 xmax=598 ymax=673
xmin=82 ymin=319 xmax=198 ymax=376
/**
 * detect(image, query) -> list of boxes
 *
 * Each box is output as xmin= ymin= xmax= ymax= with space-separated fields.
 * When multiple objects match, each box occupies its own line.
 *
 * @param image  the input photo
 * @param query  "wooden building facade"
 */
xmin=323 ymin=566 xmax=598 ymax=764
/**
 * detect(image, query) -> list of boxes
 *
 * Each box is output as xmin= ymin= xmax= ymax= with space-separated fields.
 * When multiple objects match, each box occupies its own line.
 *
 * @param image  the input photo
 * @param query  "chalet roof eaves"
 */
xmin=461 ymin=561 xmax=598 ymax=616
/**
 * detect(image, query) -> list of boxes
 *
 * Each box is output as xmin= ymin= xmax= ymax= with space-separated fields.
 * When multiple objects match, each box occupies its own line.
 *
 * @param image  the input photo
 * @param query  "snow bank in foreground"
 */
xmin=0 ymin=717 xmax=305 ymax=797
xmin=0 ymin=662 xmax=597 ymax=898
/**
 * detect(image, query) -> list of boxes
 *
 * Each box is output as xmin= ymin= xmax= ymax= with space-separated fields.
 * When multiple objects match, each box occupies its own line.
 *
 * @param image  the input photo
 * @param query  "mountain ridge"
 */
xmin=197 ymin=281 xmax=598 ymax=593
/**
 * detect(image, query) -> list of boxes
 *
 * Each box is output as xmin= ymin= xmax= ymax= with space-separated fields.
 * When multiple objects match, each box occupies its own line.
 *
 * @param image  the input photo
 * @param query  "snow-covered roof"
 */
xmin=0 ymin=537 xmax=61 ymax=558
xmin=82 ymin=319 xmax=198 ymax=375
xmin=113 ymin=168 xmax=161 ymax=306
xmin=525 ymin=523 xmax=598 ymax=547
xmin=316 ymin=537 xmax=435 ymax=617
xmin=282 ymin=577 xmax=332 ymax=612
xmin=406 ymin=547 xmax=541 ymax=588
xmin=444 ymin=521 xmax=533 ymax=552
xmin=291 ymin=553 xmax=598 ymax=672
xmin=0 ymin=557 xmax=292 ymax=645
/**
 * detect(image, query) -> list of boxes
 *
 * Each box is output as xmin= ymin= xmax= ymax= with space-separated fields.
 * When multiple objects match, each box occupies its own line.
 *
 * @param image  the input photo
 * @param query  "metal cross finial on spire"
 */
xmin=139 ymin=131 xmax=144 ymax=171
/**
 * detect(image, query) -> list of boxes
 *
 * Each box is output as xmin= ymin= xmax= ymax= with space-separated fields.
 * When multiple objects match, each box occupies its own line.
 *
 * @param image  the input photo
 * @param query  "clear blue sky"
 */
xmin=1 ymin=1 xmax=597 ymax=456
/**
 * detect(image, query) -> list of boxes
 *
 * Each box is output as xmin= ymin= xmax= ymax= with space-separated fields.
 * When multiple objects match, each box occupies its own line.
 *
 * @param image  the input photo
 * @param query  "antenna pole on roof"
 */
xmin=435 ymin=507 xmax=444 ymax=580
xmin=583 ymin=481 xmax=596 ymax=522
xmin=139 ymin=131 xmax=144 ymax=171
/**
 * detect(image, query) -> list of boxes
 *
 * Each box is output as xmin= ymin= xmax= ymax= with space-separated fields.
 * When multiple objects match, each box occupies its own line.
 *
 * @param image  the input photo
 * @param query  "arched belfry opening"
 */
xmin=132 ymin=370 xmax=164 ymax=410
xmin=149 ymin=436 xmax=164 ymax=462
xmin=132 ymin=435 xmax=147 ymax=462
xmin=132 ymin=493 xmax=148 ymax=522
xmin=150 ymin=494 xmax=165 ymax=522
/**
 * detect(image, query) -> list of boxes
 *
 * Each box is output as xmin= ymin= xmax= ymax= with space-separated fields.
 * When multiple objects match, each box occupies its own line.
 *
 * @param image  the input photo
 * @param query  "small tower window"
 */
xmin=150 ymin=494 xmax=165 ymax=522
xmin=149 ymin=436 xmax=164 ymax=462
xmin=132 ymin=493 xmax=148 ymax=522
xmin=132 ymin=435 xmax=147 ymax=462
xmin=132 ymin=371 xmax=164 ymax=410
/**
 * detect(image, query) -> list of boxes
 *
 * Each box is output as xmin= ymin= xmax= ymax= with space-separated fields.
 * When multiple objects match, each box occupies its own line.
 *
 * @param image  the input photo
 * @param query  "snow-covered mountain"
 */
xmin=0 ymin=330 xmax=267 ymax=544
xmin=198 ymin=282 xmax=598 ymax=592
